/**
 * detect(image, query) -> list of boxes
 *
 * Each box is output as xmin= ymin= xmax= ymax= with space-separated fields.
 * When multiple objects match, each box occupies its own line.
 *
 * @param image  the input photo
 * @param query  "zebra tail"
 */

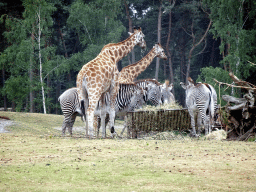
xmin=80 ymin=100 xmax=86 ymax=117
xmin=209 ymin=88 xmax=215 ymax=120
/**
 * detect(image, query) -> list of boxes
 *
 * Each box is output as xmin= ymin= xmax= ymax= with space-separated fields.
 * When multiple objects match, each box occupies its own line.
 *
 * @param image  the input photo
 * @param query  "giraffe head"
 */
xmin=154 ymin=43 xmax=167 ymax=60
xmin=128 ymin=26 xmax=146 ymax=49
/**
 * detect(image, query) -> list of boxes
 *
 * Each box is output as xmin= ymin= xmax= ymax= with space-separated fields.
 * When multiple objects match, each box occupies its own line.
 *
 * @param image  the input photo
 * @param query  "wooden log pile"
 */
xmin=214 ymin=73 xmax=256 ymax=141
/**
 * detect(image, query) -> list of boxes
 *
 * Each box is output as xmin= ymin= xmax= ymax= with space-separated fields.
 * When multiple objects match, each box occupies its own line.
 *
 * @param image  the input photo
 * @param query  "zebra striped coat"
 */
xmin=134 ymin=79 xmax=163 ymax=106
xmin=180 ymin=77 xmax=217 ymax=137
xmin=58 ymin=84 xmax=146 ymax=137
xmin=58 ymin=87 xmax=83 ymax=136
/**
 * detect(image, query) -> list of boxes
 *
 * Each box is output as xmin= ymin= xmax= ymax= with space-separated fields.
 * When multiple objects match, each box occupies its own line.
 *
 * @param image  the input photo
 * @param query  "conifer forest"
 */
xmin=1 ymin=0 xmax=256 ymax=114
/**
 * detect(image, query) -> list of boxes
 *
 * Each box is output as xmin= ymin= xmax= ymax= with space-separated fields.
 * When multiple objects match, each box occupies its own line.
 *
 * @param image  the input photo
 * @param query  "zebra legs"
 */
xmin=62 ymin=114 xmax=76 ymax=136
xmin=188 ymin=108 xmax=210 ymax=137
xmin=188 ymin=109 xmax=198 ymax=137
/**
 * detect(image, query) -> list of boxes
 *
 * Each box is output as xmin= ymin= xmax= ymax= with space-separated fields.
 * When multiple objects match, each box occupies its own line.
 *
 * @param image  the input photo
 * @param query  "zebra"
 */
xmin=97 ymin=80 xmax=164 ymax=137
xmin=59 ymin=79 xmax=164 ymax=137
xmin=114 ymin=83 xmax=146 ymax=116
xmin=58 ymin=87 xmax=84 ymax=136
xmin=134 ymin=79 xmax=163 ymax=106
xmin=58 ymin=84 xmax=146 ymax=137
xmin=180 ymin=77 xmax=217 ymax=137
xmin=94 ymin=83 xmax=146 ymax=137
xmin=160 ymin=80 xmax=175 ymax=104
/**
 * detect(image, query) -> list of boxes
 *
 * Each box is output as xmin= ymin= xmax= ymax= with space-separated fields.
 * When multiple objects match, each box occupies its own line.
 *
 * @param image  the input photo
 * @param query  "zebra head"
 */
xmin=127 ymin=86 xmax=146 ymax=111
xmin=161 ymin=80 xmax=175 ymax=104
xmin=180 ymin=77 xmax=195 ymax=95
xmin=146 ymin=82 xmax=162 ymax=106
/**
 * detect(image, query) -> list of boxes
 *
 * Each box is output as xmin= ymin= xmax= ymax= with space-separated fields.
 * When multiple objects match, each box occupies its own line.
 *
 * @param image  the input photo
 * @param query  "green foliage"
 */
xmin=197 ymin=66 xmax=239 ymax=106
xmin=67 ymin=0 xmax=124 ymax=46
xmin=2 ymin=75 xmax=29 ymax=111
xmin=1 ymin=0 xmax=256 ymax=113
xmin=204 ymin=0 xmax=256 ymax=79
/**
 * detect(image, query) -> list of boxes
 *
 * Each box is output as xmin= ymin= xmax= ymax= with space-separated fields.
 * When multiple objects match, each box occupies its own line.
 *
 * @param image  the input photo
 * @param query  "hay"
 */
xmin=204 ymin=129 xmax=227 ymax=140
xmin=136 ymin=102 xmax=182 ymax=112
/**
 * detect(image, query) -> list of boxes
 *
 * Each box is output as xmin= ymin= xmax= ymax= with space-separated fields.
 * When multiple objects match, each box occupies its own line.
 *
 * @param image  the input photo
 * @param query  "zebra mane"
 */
xmin=134 ymin=78 xmax=161 ymax=86
xmin=188 ymin=77 xmax=208 ymax=88
xmin=187 ymin=77 xmax=195 ymax=84
xmin=119 ymin=82 xmax=136 ymax=86
xmin=119 ymin=83 xmax=145 ymax=93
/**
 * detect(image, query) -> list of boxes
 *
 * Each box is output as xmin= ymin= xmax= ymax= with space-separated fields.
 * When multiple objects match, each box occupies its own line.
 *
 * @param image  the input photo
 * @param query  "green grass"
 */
xmin=0 ymin=111 xmax=256 ymax=191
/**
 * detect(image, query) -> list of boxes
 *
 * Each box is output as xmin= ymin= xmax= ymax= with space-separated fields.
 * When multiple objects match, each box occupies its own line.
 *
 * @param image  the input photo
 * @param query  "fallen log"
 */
xmin=214 ymin=73 xmax=256 ymax=140
xmin=0 ymin=116 xmax=10 ymax=120
xmin=222 ymin=95 xmax=246 ymax=105
xmin=237 ymin=125 xmax=256 ymax=141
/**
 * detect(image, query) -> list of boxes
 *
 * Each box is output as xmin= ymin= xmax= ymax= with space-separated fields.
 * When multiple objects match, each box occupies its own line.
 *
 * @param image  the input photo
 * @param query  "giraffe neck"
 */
xmin=102 ymin=35 xmax=137 ymax=64
xmin=120 ymin=47 xmax=156 ymax=79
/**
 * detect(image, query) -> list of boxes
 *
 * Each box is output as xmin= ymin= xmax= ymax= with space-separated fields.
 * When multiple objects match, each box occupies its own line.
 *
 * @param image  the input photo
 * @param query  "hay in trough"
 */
xmin=136 ymin=102 xmax=182 ymax=112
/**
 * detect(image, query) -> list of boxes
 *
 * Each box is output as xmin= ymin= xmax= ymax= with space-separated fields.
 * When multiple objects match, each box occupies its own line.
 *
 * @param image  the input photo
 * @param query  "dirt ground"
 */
xmin=0 ymin=119 xmax=13 ymax=133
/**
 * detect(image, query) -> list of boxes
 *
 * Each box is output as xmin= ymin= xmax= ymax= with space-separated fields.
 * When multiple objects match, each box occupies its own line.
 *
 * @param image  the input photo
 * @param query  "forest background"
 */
xmin=0 ymin=0 xmax=256 ymax=114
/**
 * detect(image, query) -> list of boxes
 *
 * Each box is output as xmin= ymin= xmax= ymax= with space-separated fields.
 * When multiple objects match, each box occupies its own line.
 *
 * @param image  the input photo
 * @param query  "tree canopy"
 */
xmin=0 ymin=0 xmax=256 ymax=112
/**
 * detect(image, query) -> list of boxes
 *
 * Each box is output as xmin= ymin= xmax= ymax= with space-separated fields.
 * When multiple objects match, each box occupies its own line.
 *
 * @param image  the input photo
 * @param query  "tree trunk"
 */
xmin=185 ymin=19 xmax=212 ymax=83
xmin=38 ymin=7 xmax=47 ymax=114
xmin=124 ymin=0 xmax=135 ymax=64
xmin=2 ymin=68 xmax=7 ymax=111
xmin=179 ymin=34 xmax=186 ymax=83
xmin=30 ymin=32 xmax=35 ymax=113
xmin=11 ymin=101 xmax=15 ymax=112
xmin=155 ymin=1 xmax=162 ymax=80
xmin=56 ymin=80 xmax=61 ymax=114
xmin=47 ymin=75 xmax=51 ymax=113
xmin=165 ymin=0 xmax=176 ymax=96
xmin=58 ymin=20 xmax=68 ymax=58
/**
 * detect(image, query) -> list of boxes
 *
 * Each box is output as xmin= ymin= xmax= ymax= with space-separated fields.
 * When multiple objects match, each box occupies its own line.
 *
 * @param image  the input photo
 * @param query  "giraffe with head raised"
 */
xmin=76 ymin=27 xmax=146 ymax=137
xmin=94 ymin=43 xmax=166 ymax=136
xmin=118 ymin=43 xmax=167 ymax=84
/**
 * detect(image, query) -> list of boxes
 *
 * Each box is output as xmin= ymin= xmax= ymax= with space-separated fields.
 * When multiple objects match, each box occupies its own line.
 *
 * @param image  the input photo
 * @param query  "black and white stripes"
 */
xmin=180 ymin=78 xmax=217 ymax=137
xmin=58 ymin=87 xmax=84 ymax=136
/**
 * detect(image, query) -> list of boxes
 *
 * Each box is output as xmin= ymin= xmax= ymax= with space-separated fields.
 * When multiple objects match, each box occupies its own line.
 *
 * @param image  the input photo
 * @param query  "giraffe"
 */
xmin=118 ymin=43 xmax=167 ymax=84
xmin=76 ymin=27 xmax=146 ymax=137
xmin=93 ymin=44 xmax=166 ymax=137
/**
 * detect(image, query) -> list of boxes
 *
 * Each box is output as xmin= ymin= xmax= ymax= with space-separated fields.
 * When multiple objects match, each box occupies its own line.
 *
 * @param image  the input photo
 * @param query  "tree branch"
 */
xmin=78 ymin=19 xmax=93 ymax=44
xmin=213 ymin=78 xmax=256 ymax=90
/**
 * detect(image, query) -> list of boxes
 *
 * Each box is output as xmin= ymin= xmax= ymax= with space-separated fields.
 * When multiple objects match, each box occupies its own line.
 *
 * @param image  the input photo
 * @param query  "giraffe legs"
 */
xmin=86 ymin=106 xmax=96 ymax=138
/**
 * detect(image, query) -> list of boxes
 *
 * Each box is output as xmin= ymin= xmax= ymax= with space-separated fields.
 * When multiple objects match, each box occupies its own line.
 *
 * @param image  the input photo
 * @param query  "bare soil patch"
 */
xmin=0 ymin=119 xmax=13 ymax=133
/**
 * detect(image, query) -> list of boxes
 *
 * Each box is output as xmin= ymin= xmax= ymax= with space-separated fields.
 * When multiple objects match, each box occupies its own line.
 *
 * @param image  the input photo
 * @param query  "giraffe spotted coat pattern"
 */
xmin=76 ymin=27 xmax=146 ymax=137
xmin=118 ymin=43 xmax=167 ymax=84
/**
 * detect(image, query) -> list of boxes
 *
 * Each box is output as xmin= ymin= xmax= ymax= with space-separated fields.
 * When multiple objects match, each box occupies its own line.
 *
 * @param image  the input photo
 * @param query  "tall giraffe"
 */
xmin=118 ymin=43 xmax=167 ymax=84
xmin=76 ymin=27 xmax=146 ymax=137
xmin=94 ymin=43 xmax=166 ymax=137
